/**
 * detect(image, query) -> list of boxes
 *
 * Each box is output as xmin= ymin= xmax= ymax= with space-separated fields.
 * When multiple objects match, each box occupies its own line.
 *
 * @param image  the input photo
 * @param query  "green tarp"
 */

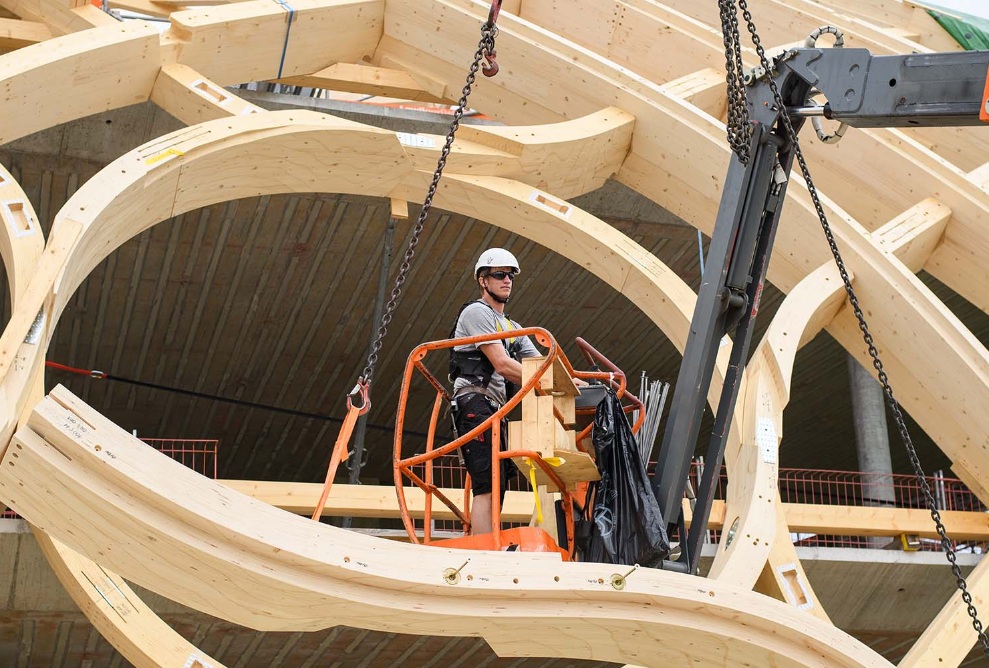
xmin=922 ymin=3 xmax=989 ymax=50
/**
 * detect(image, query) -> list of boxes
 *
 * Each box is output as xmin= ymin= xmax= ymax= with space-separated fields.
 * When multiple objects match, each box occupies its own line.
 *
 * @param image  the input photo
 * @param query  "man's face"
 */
xmin=482 ymin=265 xmax=515 ymax=301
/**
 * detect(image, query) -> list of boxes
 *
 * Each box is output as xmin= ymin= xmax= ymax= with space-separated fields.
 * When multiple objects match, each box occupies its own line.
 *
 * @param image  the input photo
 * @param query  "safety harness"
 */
xmin=448 ymin=300 xmax=524 ymax=396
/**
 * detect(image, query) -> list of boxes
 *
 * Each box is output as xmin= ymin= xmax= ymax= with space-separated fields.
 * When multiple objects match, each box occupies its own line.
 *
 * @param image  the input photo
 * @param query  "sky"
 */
xmin=918 ymin=0 xmax=989 ymax=20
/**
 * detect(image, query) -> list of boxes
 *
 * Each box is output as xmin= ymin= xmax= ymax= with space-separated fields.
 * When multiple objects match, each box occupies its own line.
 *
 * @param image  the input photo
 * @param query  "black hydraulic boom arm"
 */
xmin=650 ymin=47 xmax=989 ymax=574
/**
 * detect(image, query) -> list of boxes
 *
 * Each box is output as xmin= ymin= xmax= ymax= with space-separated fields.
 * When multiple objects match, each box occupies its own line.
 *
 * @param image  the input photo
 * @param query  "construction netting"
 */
xmin=923 ymin=2 xmax=989 ymax=50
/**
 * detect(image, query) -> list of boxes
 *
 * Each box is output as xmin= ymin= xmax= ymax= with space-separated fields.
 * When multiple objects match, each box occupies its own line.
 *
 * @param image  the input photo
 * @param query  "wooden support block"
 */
xmin=511 ymin=448 xmax=600 ymax=492
xmin=520 ymin=392 xmax=555 ymax=460
xmin=389 ymin=197 xmax=408 ymax=220
xmin=150 ymin=62 xmax=263 ymax=125
xmin=524 ymin=356 xmax=579 ymax=396
xmin=553 ymin=393 xmax=575 ymax=427
xmin=659 ymin=67 xmax=726 ymax=120
xmin=556 ymin=424 xmax=576 ymax=453
xmin=507 ymin=419 xmax=521 ymax=452
xmin=528 ymin=485 xmax=560 ymax=544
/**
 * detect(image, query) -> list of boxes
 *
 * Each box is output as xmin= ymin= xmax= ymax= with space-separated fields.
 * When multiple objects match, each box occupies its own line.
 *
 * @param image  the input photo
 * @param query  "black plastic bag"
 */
xmin=578 ymin=388 xmax=669 ymax=567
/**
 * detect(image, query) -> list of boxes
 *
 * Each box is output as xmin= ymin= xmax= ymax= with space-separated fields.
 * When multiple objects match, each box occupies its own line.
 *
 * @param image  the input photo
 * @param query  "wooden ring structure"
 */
xmin=0 ymin=0 xmax=988 ymax=665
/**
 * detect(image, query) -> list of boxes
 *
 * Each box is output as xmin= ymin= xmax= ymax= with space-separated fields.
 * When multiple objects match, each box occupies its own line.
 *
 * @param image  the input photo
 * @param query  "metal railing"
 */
xmin=410 ymin=458 xmax=988 ymax=553
xmin=691 ymin=463 xmax=987 ymax=553
xmin=1 ymin=438 xmax=218 ymax=519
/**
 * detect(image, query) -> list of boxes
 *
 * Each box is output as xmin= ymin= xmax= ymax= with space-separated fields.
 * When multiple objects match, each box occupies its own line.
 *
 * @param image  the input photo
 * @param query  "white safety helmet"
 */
xmin=474 ymin=248 xmax=521 ymax=278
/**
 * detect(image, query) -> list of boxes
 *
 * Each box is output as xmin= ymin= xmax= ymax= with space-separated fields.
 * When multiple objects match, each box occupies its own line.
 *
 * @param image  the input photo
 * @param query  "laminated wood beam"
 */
xmin=397 ymin=107 xmax=635 ymax=198
xmin=226 ymin=479 xmax=989 ymax=541
xmin=0 ymin=0 xmax=115 ymax=35
xmin=0 ymin=21 xmax=161 ymax=145
xmin=162 ymin=0 xmax=384 ymax=85
xmin=0 ymin=386 xmax=892 ymax=667
xmin=0 ymin=16 xmax=49 ymax=48
xmin=274 ymin=62 xmax=449 ymax=103
xmin=813 ymin=0 xmax=961 ymax=51
xmin=150 ymin=62 xmax=263 ymax=124
xmin=708 ymin=263 xmax=848 ymax=598
xmin=0 ymin=165 xmax=44 ymax=300
xmin=658 ymin=67 xmax=727 ymax=121
xmin=899 ymin=553 xmax=989 ymax=667
xmin=0 ymin=108 xmax=730 ymax=467
xmin=220 ymin=479 xmax=536 ymax=522
xmin=105 ymin=0 xmax=178 ymax=17
xmin=33 ymin=527 xmax=228 ymax=668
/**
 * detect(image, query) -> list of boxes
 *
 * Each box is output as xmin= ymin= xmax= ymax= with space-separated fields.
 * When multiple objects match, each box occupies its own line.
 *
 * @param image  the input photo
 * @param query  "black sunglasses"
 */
xmin=487 ymin=270 xmax=516 ymax=281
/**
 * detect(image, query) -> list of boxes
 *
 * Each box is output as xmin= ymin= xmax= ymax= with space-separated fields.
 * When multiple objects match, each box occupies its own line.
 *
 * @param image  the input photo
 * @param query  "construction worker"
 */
xmin=449 ymin=248 xmax=540 ymax=534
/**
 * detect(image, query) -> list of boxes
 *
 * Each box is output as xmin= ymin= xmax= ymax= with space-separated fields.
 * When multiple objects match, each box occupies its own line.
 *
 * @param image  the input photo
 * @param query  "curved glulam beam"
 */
xmin=0 ymin=108 xmax=724 ymax=475
xmin=708 ymin=264 xmax=848 ymax=607
xmin=0 ymin=386 xmax=891 ymax=668
xmin=0 ymin=108 xmax=639 ymax=410
xmin=900 ymin=555 xmax=989 ymax=666
xmin=445 ymin=108 xmax=635 ymax=197
xmin=32 ymin=502 xmax=229 ymax=668
xmin=0 ymin=22 xmax=161 ymax=145
xmin=0 ymin=164 xmax=43 ymax=299
xmin=377 ymin=0 xmax=827 ymax=289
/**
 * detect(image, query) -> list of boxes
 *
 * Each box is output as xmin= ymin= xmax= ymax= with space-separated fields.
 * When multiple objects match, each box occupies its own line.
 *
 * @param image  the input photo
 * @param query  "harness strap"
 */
xmin=312 ymin=381 xmax=370 ymax=520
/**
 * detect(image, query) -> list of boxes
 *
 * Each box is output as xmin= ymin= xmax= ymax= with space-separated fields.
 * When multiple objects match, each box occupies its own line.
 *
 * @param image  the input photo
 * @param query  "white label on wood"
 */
xmin=184 ymin=654 xmax=215 ymax=668
xmin=528 ymin=191 xmax=573 ymax=219
xmin=396 ymin=132 xmax=436 ymax=148
xmin=2 ymin=199 xmax=36 ymax=237
xmin=756 ymin=418 xmax=777 ymax=465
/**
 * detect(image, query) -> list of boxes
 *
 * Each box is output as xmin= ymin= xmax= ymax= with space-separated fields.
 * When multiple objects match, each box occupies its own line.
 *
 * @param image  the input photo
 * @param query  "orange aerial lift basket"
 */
xmin=392 ymin=327 xmax=644 ymax=560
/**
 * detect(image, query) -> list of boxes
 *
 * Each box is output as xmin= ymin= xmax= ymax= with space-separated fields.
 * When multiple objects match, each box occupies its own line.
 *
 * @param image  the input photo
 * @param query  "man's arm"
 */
xmin=479 ymin=342 xmax=523 ymax=385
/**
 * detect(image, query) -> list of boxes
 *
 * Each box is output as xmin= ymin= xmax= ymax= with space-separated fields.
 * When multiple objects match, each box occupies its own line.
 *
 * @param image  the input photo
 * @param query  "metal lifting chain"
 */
xmin=718 ymin=0 xmax=989 ymax=657
xmin=717 ymin=0 xmax=752 ymax=163
xmin=357 ymin=12 xmax=500 ymax=389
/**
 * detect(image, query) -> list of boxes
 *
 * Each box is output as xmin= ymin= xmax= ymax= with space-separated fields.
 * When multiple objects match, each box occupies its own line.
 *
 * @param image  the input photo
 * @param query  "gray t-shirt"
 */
xmin=452 ymin=301 xmax=540 ymax=405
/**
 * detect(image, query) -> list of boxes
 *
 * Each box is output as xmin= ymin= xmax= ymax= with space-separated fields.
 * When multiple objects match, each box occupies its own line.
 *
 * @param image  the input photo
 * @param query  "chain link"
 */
xmin=358 ymin=23 xmax=498 ymax=386
xmin=720 ymin=0 xmax=989 ymax=657
xmin=718 ymin=0 xmax=752 ymax=162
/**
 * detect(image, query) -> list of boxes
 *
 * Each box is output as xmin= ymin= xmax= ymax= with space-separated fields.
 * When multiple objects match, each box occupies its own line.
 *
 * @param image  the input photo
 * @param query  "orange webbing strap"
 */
xmin=311 ymin=381 xmax=371 ymax=521
xmin=982 ymin=65 xmax=989 ymax=123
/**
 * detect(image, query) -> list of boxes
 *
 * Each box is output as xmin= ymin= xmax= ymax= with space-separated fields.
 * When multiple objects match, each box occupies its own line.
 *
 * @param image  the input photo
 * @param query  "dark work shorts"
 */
xmin=453 ymin=392 xmax=515 ymax=498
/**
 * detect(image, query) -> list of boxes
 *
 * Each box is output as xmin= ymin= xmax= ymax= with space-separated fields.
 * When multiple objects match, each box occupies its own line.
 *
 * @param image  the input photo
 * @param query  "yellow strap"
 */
xmin=525 ymin=458 xmax=541 ymax=524
xmin=524 ymin=456 xmax=566 ymax=525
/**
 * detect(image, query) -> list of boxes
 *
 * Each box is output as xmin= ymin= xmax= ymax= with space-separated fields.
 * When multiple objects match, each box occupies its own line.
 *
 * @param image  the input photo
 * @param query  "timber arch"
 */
xmin=0 ymin=0 xmax=987 ymax=666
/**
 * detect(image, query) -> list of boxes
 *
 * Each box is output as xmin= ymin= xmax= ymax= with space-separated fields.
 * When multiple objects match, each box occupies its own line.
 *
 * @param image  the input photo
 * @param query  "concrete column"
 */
xmin=846 ymin=354 xmax=895 ymax=548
